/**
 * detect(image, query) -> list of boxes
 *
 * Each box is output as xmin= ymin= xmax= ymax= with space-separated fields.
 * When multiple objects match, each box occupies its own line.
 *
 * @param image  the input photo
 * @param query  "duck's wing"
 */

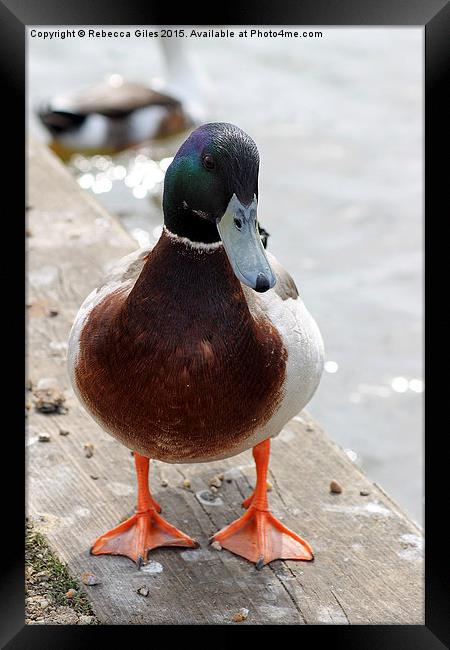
xmin=255 ymin=225 xmax=297 ymax=298
xmin=240 ymin=251 xmax=299 ymax=316
xmin=242 ymin=251 xmax=324 ymax=443
xmin=266 ymin=252 xmax=299 ymax=301
xmin=68 ymin=245 xmax=154 ymax=371
xmin=98 ymin=245 xmax=154 ymax=289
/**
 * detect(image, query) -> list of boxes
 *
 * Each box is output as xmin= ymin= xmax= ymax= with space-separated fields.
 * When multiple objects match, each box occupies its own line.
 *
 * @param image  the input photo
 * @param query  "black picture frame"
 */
xmin=3 ymin=0 xmax=448 ymax=646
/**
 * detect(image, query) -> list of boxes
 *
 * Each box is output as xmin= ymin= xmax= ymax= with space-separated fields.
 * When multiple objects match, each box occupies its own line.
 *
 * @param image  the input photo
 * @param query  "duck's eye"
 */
xmin=202 ymin=154 xmax=215 ymax=170
xmin=234 ymin=218 xmax=242 ymax=230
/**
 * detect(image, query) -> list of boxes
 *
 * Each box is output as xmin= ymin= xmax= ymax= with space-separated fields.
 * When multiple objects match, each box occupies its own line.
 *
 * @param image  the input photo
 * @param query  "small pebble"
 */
xmin=211 ymin=540 xmax=222 ymax=551
xmin=183 ymin=479 xmax=191 ymax=489
xmin=232 ymin=608 xmax=249 ymax=622
xmin=59 ymin=429 xmax=70 ymax=436
xmin=209 ymin=476 xmax=222 ymax=488
xmin=38 ymin=433 xmax=51 ymax=443
xmin=217 ymin=473 xmax=224 ymax=481
xmin=306 ymin=424 xmax=314 ymax=432
xmin=36 ymin=571 xmax=49 ymax=582
xmin=33 ymin=385 xmax=66 ymax=414
xmin=266 ymin=480 xmax=273 ymax=492
xmin=161 ymin=479 xmax=168 ymax=487
xmin=83 ymin=443 xmax=94 ymax=458
xmin=210 ymin=485 xmax=218 ymax=493
xmin=90 ymin=475 xmax=99 ymax=480
xmin=39 ymin=599 xmax=49 ymax=610
xmin=78 ymin=615 xmax=95 ymax=625
xmin=66 ymin=589 xmax=77 ymax=600
xmin=360 ymin=489 xmax=370 ymax=496
xmin=330 ymin=480 xmax=342 ymax=494
xmin=80 ymin=571 xmax=100 ymax=586
xmin=137 ymin=586 xmax=149 ymax=597
xmin=48 ymin=309 xmax=59 ymax=317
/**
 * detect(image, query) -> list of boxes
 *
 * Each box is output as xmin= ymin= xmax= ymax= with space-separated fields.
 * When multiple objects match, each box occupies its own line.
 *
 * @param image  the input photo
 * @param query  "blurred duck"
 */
xmin=38 ymin=39 xmax=208 ymax=159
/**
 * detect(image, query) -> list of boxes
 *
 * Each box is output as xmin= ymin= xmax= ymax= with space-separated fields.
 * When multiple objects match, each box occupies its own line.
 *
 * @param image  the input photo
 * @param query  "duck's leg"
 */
xmin=211 ymin=439 xmax=313 ymax=569
xmin=91 ymin=452 xmax=198 ymax=567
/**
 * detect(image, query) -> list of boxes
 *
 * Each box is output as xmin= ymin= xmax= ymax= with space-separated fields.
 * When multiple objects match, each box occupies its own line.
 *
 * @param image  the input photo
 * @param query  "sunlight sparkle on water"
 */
xmin=160 ymin=157 xmax=174 ymax=171
xmin=112 ymin=165 xmax=127 ymax=180
xmin=409 ymin=379 xmax=424 ymax=393
xmin=131 ymin=228 xmax=151 ymax=247
xmin=71 ymin=149 xmax=169 ymax=201
xmin=133 ymin=185 xmax=147 ymax=199
xmin=109 ymin=74 xmax=124 ymax=88
xmin=390 ymin=376 xmax=423 ymax=394
xmin=324 ymin=361 xmax=339 ymax=374
xmin=350 ymin=377 xmax=423 ymax=404
xmin=125 ymin=173 xmax=139 ymax=188
xmin=92 ymin=174 xmax=113 ymax=194
xmin=79 ymin=173 xmax=94 ymax=189
xmin=92 ymin=155 xmax=111 ymax=171
xmin=391 ymin=377 xmax=409 ymax=393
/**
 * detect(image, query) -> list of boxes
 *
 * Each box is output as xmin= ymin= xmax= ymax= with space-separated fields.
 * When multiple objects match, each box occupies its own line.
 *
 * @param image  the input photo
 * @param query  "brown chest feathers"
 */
xmin=75 ymin=233 xmax=287 ymax=462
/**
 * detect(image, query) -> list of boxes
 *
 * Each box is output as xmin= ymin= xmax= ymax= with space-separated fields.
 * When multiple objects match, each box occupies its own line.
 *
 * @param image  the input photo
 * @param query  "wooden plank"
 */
xmin=26 ymin=138 xmax=424 ymax=625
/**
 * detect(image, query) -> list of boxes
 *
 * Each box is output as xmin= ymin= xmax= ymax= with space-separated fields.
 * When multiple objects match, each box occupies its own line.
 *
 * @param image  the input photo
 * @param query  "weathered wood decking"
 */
xmin=26 ymin=138 xmax=424 ymax=625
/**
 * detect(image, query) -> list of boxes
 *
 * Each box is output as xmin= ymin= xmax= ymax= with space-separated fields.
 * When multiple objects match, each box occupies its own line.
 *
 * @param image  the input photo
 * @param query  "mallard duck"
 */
xmin=38 ymin=40 xmax=207 ymax=159
xmin=68 ymin=122 xmax=324 ymax=569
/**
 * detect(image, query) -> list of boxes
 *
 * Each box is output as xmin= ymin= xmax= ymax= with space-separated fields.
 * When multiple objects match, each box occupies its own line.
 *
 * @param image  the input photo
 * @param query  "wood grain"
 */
xmin=26 ymin=138 xmax=424 ymax=625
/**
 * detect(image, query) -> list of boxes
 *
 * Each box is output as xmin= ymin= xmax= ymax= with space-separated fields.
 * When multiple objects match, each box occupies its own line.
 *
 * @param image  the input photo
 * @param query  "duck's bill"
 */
xmin=217 ymin=194 xmax=276 ymax=293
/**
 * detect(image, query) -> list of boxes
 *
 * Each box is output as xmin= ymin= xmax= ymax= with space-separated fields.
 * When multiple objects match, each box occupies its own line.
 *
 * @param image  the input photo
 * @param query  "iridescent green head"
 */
xmin=162 ymin=122 xmax=276 ymax=292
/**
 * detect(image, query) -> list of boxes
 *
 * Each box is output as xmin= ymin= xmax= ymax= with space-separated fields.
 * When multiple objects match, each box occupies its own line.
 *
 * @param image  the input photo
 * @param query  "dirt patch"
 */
xmin=25 ymin=520 xmax=100 ymax=625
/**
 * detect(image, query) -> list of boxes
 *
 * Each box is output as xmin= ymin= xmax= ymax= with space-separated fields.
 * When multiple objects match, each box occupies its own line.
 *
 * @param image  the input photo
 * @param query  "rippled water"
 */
xmin=27 ymin=27 xmax=423 ymax=525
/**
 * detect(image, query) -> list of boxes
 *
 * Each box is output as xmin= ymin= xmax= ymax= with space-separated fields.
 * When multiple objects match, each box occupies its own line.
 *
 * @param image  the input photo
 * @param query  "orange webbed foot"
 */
xmin=211 ymin=507 xmax=313 ymax=569
xmin=91 ymin=509 xmax=198 ymax=567
xmin=90 ymin=452 xmax=197 ymax=567
xmin=214 ymin=438 xmax=313 ymax=568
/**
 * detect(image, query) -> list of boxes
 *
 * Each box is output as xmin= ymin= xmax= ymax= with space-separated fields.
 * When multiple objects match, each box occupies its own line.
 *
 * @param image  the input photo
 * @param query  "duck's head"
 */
xmin=163 ymin=122 xmax=276 ymax=293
